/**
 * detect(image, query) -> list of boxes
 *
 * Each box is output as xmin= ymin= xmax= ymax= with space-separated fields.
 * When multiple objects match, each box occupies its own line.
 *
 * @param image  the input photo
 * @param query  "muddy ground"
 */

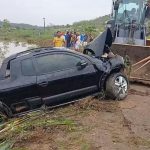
xmin=12 ymin=84 xmax=150 ymax=150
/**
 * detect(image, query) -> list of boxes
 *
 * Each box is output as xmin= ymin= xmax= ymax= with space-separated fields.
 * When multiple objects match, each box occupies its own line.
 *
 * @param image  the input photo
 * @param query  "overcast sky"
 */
xmin=0 ymin=0 xmax=112 ymax=26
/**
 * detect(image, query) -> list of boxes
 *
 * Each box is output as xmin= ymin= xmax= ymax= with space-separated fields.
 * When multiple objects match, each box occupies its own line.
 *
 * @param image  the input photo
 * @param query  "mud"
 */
xmin=12 ymin=84 xmax=150 ymax=150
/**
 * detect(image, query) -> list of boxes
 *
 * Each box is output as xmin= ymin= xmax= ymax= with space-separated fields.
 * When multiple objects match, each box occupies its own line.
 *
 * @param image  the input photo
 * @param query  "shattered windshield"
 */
xmin=115 ymin=0 xmax=147 ymax=24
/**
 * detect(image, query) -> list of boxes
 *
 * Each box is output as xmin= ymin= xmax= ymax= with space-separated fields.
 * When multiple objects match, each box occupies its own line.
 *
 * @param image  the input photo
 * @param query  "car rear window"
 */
xmin=21 ymin=59 xmax=35 ymax=76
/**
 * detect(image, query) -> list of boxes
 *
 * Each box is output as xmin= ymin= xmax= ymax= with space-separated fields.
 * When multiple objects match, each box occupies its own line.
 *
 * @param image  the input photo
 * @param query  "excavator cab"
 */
xmin=109 ymin=0 xmax=149 ymax=46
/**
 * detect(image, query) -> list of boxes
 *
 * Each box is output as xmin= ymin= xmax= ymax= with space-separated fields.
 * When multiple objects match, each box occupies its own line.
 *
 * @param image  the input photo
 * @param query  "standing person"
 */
xmin=53 ymin=31 xmax=66 ymax=47
xmin=88 ymin=34 xmax=94 ymax=43
xmin=71 ymin=32 xmax=77 ymax=49
xmin=83 ymin=34 xmax=88 ymax=46
xmin=129 ymin=8 xmax=138 ymax=21
xmin=70 ymin=32 xmax=73 ymax=47
xmin=75 ymin=33 xmax=81 ymax=51
xmin=65 ymin=31 xmax=71 ymax=48
xmin=80 ymin=33 xmax=84 ymax=46
xmin=61 ymin=32 xmax=66 ymax=42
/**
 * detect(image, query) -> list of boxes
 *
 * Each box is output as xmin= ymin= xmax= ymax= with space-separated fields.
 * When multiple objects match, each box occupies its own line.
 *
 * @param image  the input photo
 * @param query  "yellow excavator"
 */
xmin=84 ymin=0 xmax=150 ymax=84
xmin=107 ymin=0 xmax=150 ymax=84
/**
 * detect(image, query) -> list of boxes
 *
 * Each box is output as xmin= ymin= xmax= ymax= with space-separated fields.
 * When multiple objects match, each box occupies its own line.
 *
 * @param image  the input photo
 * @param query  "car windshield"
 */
xmin=115 ymin=0 xmax=147 ymax=24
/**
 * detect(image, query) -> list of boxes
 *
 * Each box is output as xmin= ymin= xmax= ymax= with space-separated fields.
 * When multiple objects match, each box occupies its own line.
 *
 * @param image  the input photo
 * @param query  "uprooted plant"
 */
xmin=0 ymin=110 xmax=76 ymax=149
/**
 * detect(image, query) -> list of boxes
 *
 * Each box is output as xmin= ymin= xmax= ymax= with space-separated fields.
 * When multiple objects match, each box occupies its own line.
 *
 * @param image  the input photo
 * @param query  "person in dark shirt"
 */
xmin=65 ymin=31 xmax=71 ymax=48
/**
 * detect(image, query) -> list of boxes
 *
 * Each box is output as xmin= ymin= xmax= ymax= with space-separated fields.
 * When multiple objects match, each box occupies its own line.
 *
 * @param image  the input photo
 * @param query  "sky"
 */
xmin=0 ymin=0 xmax=112 ymax=26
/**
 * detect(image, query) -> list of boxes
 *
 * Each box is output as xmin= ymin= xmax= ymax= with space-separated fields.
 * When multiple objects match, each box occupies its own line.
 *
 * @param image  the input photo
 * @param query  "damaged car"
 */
xmin=0 ymin=28 xmax=129 ymax=119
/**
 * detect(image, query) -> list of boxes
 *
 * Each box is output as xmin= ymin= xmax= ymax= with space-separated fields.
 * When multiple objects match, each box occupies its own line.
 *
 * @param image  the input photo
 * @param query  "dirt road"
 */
xmin=12 ymin=84 xmax=150 ymax=150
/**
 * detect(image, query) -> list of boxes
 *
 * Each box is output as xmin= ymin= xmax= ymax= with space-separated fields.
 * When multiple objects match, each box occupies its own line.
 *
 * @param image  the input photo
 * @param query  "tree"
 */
xmin=84 ymin=26 xmax=96 ymax=34
xmin=2 ymin=19 xmax=11 ymax=30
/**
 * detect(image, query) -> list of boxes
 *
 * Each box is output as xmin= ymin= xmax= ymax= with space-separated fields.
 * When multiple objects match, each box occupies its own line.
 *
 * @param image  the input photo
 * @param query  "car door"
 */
xmin=2 ymin=58 xmax=42 ymax=114
xmin=35 ymin=52 xmax=98 ymax=106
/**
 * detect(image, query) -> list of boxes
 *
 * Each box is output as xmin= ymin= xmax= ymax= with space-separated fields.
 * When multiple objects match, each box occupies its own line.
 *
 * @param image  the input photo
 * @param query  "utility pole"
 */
xmin=43 ymin=17 xmax=46 ymax=32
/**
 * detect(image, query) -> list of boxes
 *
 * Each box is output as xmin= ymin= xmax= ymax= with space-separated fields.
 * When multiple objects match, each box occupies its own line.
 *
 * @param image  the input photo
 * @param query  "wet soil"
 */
xmin=12 ymin=84 xmax=150 ymax=150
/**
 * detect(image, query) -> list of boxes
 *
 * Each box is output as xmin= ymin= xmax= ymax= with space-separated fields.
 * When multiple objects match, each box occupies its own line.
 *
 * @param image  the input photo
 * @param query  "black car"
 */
xmin=0 ymin=29 xmax=129 ymax=119
xmin=0 ymin=47 xmax=128 ymax=118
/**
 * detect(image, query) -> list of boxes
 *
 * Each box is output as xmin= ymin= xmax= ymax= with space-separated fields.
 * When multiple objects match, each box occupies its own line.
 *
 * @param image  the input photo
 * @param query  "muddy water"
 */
xmin=0 ymin=41 xmax=37 ymax=66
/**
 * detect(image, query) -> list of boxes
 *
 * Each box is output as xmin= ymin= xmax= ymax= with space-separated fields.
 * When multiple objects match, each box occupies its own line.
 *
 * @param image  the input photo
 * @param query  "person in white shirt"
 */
xmin=75 ymin=33 xmax=81 ymax=51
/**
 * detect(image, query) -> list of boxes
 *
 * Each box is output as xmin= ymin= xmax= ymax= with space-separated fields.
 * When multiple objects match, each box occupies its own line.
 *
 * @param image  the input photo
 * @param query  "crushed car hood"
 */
xmin=84 ymin=28 xmax=113 ymax=57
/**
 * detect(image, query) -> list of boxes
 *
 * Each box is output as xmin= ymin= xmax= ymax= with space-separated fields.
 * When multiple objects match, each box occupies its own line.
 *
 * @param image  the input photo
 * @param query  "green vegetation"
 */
xmin=0 ymin=111 xmax=76 ymax=150
xmin=0 ymin=15 xmax=109 ymax=46
xmin=72 ymin=15 xmax=109 ymax=34
xmin=0 ymin=25 xmax=55 ymax=43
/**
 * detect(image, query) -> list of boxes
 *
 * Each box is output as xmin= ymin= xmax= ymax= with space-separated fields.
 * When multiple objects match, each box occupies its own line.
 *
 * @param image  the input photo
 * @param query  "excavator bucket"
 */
xmin=112 ymin=44 xmax=150 ymax=85
xmin=108 ymin=0 xmax=150 ymax=85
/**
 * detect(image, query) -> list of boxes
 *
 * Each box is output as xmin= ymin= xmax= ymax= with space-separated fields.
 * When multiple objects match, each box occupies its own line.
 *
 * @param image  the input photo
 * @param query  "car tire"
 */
xmin=105 ymin=72 xmax=129 ymax=100
xmin=0 ymin=103 xmax=11 ymax=123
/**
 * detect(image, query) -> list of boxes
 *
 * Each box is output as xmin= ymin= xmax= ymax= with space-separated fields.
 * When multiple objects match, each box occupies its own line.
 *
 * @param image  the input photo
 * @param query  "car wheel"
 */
xmin=105 ymin=72 xmax=129 ymax=100
xmin=0 ymin=103 xmax=11 ymax=123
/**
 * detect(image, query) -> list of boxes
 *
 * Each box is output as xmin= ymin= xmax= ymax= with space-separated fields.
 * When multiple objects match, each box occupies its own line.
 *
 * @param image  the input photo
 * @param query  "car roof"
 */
xmin=2 ymin=47 xmax=84 ymax=64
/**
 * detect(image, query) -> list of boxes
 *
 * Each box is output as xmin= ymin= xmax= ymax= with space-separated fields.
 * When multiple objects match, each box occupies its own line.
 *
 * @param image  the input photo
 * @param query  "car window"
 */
xmin=5 ymin=61 xmax=11 ymax=78
xmin=21 ymin=58 xmax=35 ymax=76
xmin=36 ymin=53 xmax=82 ymax=74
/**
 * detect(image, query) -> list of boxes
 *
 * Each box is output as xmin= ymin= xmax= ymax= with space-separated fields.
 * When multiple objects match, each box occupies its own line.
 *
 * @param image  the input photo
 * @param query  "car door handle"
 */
xmin=38 ymin=81 xmax=48 ymax=87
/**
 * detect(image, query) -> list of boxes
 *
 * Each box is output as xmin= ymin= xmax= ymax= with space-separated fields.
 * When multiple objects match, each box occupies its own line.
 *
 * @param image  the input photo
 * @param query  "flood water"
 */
xmin=0 ymin=41 xmax=37 ymax=66
xmin=0 ymin=41 xmax=37 ymax=57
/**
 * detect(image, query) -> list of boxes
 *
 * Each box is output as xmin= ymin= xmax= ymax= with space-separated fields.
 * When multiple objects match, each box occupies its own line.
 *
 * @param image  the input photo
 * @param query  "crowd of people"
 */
xmin=53 ymin=31 xmax=94 ymax=51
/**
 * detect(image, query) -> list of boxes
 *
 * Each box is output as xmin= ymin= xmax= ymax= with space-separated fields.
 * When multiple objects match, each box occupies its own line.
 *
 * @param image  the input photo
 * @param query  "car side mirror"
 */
xmin=76 ymin=60 xmax=88 ymax=70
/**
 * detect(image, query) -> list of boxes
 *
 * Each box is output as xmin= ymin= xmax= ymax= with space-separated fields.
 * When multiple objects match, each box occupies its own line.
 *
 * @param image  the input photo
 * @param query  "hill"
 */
xmin=0 ymin=15 xmax=109 ymax=31
xmin=73 ymin=15 xmax=109 ymax=28
xmin=0 ymin=15 xmax=110 ymax=43
xmin=0 ymin=20 xmax=42 ymax=29
xmin=51 ymin=15 xmax=110 ymax=34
